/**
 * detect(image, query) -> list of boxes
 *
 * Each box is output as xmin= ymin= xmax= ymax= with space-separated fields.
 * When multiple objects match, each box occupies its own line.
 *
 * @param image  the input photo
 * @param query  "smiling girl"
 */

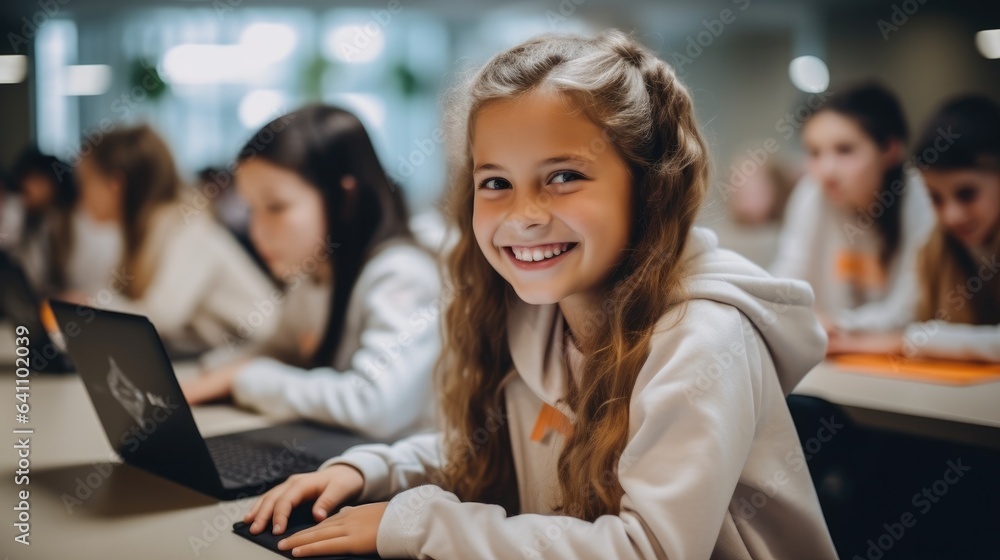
xmin=771 ymin=83 xmax=934 ymax=333
xmin=241 ymin=31 xmax=838 ymax=559
xmin=829 ymin=95 xmax=1000 ymax=361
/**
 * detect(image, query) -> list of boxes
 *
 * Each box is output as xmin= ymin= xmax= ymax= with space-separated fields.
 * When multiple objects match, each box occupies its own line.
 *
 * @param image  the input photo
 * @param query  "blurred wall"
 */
xmin=0 ymin=15 xmax=32 ymax=170
xmin=0 ymin=0 xmax=997 ymax=206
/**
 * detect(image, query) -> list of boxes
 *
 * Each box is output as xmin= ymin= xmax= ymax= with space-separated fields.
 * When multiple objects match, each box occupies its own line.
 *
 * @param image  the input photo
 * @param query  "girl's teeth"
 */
xmin=513 ymin=243 xmax=571 ymax=262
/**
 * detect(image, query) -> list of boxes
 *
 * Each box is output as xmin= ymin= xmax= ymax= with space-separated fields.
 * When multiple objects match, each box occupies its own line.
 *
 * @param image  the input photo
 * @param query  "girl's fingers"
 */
xmin=288 ymin=536 xmax=354 ymax=558
xmin=248 ymin=490 xmax=281 ymax=534
xmin=245 ymin=482 xmax=284 ymax=523
xmin=270 ymin=476 xmax=322 ymax=535
xmin=244 ymin=496 xmax=262 ymax=523
xmin=312 ymin=485 xmax=353 ymax=521
xmin=283 ymin=515 xmax=343 ymax=541
xmin=278 ymin=523 xmax=348 ymax=551
xmin=248 ymin=480 xmax=300 ymax=534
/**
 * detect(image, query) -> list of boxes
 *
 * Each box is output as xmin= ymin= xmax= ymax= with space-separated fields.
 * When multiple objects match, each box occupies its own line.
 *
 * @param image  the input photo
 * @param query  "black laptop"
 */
xmin=0 ymin=250 xmax=75 ymax=373
xmin=49 ymin=300 xmax=375 ymax=501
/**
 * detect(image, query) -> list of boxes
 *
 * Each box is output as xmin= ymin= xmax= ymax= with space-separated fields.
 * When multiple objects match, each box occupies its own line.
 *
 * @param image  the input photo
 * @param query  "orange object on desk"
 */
xmin=831 ymin=353 xmax=1000 ymax=385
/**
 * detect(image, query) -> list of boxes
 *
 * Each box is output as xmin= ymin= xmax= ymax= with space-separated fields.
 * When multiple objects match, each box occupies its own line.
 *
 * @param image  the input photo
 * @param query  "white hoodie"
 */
xmin=770 ymin=168 xmax=934 ymax=332
xmin=231 ymin=238 xmax=443 ymax=441
xmin=323 ymin=227 xmax=838 ymax=559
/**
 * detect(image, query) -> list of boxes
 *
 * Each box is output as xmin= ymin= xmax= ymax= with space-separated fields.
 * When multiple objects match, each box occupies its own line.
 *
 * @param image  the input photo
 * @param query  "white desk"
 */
xmin=0 ymin=366 xmax=280 ymax=560
xmin=794 ymin=361 xmax=1000 ymax=428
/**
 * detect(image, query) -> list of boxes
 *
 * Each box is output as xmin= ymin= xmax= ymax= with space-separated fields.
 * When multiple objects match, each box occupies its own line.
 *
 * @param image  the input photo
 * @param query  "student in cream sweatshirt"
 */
xmin=68 ymin=125 xmax=278 ymax=355
xmin=182 ymin=105 xmax=442 ymax=441
xmin=770 ymin=83 xmax=934 ymax=333
xmin=243 ymin=32 xmax=837 ymax=559
xmin=829 ymin=95 xmax=1000 ymax=362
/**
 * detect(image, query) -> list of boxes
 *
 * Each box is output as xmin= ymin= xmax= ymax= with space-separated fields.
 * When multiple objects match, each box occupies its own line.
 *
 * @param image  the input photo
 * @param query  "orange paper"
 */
xmin=831 ymin=354 xmax=1000 ymax=385
xmin=835 ymin=250 xmax=886 ymax=290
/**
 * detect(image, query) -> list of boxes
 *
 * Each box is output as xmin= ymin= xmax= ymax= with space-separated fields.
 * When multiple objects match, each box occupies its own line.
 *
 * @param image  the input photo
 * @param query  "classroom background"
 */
xmin=0 ymin=0 xmax=998 ymax=559
xmin=0 ymin=0 xmax=996 ymax=262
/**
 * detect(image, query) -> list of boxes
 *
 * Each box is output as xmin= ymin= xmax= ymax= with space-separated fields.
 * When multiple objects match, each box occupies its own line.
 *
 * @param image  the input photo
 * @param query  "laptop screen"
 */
xmin=48 ymin=300 xmax=221 ymax=493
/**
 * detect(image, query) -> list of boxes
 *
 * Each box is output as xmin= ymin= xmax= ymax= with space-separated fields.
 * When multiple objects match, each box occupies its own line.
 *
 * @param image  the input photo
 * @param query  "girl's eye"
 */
xmin=835 ymin=143 xmax=854 ymax=155
xmin=550 ymin=171 xmax=583 ymax=184
xmin=266 ymin=203 xmax=287 ymax=213
xmin=955 ymin=187 xmax=978 ymax=204
xmin=478 ymin=177 xmax=511 ymax=191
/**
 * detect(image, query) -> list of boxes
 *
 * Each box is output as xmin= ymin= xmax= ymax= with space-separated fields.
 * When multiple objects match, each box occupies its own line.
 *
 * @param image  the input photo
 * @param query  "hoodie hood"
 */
xmin=506 ymin=226 xmax=827 ymax=405
xmin=677 ymin=227 xmax=827 ymax=394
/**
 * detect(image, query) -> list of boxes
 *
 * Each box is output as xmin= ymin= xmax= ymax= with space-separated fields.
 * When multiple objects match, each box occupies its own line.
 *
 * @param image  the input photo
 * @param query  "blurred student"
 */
xmin=717 ymin=152 xmax=800 ymax=265
xmin=729 ymin=155 xmax=798 ymax=228
xmin=181 ymin=105 xmax=442 ymax=441
xmin=829 ymin=95 xmax=1000 ymax=361
xmin=7 ymin=148 xmax=76 ymax=293
xmin=242 ymin=32 xmax=836 ymax=559
xmin=771 ymin=83 xmax=934 ymax=332
xmin=0 ymin=166 xmax=21 ymax=251
xmin=69 ymin=124 xmax=278 ymax=355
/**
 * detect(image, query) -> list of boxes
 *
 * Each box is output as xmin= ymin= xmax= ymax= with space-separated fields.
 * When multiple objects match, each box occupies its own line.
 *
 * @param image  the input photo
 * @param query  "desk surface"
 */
xmin=0 ymin=365 xmax=280 ymax=560
xmin=793 ymin=361 xmax=1000 ymax=429
xmin=1 ymin=324 xmax=999 ymax=559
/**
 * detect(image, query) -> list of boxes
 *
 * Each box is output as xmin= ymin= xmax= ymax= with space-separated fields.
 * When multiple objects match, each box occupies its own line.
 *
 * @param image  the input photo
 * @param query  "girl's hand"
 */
xmin=243 ymin=465 xmax=365 ymax=536
xmin=277 ymin=502 xmax=387 ymax=557
xmin=827 ymin=331 xmax=904 ymax=356
xmin=180 ymin=360 xmax=248 ymax=405
xmin=817 ymin=313 xmax=839 ymax=338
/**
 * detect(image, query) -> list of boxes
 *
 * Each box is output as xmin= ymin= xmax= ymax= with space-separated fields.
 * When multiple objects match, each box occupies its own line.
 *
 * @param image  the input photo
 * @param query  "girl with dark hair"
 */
xmin=829 ymin=95 xmax=1000 ymax=361
xmin=182 ymin=105 xmax=442 ymax=441
xmin=771 ymin=83 xmax=934 ymax=333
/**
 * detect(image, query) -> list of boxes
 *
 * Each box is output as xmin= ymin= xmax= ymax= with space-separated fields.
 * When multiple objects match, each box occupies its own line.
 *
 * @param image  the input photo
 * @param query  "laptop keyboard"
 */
xmin=205 ymin=436 xmax=325 ymax=487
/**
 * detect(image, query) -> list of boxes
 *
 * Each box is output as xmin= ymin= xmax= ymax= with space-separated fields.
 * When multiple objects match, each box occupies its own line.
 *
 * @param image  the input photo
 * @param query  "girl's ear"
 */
xmin=341 ymin=174 xmax=357 ymax=191
xmin=882 ymin=138 xmax=904 ymax=169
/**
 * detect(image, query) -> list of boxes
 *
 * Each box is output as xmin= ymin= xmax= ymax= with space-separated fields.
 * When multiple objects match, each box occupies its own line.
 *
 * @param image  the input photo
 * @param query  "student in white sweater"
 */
xmin=771 ymin=83 xmax=934 ymax=333
xmin=829 ymin=95 xmax=1000 ymax=362
xmin=181 ymin=105 xmax=442 ymax=442
xmin=65 ymin=125 xmax=278 ymax=355
xmin=243 ymin=32 xmax=837 ymax=559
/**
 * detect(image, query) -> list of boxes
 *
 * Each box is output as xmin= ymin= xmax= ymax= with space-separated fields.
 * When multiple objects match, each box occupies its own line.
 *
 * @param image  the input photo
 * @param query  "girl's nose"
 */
xmin=940 ymin=201 xmax=967 ymax=229
xmin=506 ymin=189 xmax=552 ymax=231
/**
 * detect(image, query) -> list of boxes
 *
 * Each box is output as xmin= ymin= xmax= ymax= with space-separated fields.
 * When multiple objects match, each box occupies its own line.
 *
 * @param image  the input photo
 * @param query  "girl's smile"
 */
xmin=504 ymin=242 xmax=579 ymax=269
xmin=471 ymin=87 xmax=633 ymax=306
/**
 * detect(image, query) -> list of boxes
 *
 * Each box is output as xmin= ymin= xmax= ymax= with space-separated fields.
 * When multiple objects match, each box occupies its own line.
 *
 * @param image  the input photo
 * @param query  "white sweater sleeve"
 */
xmin=904 ymin=321 xmax=1000 ymax=362
xmin=769 ymin=176 xmax=821 ymax=282
xmin=371 ymin=305 xmax=763 ymax=560
xmin=230 ymin=249 xmax=441 ymax=441
xmin=318 ymin=432 xmax=444 ymax=503
xmin=105 ymin=221 xmax=218 ymax=334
